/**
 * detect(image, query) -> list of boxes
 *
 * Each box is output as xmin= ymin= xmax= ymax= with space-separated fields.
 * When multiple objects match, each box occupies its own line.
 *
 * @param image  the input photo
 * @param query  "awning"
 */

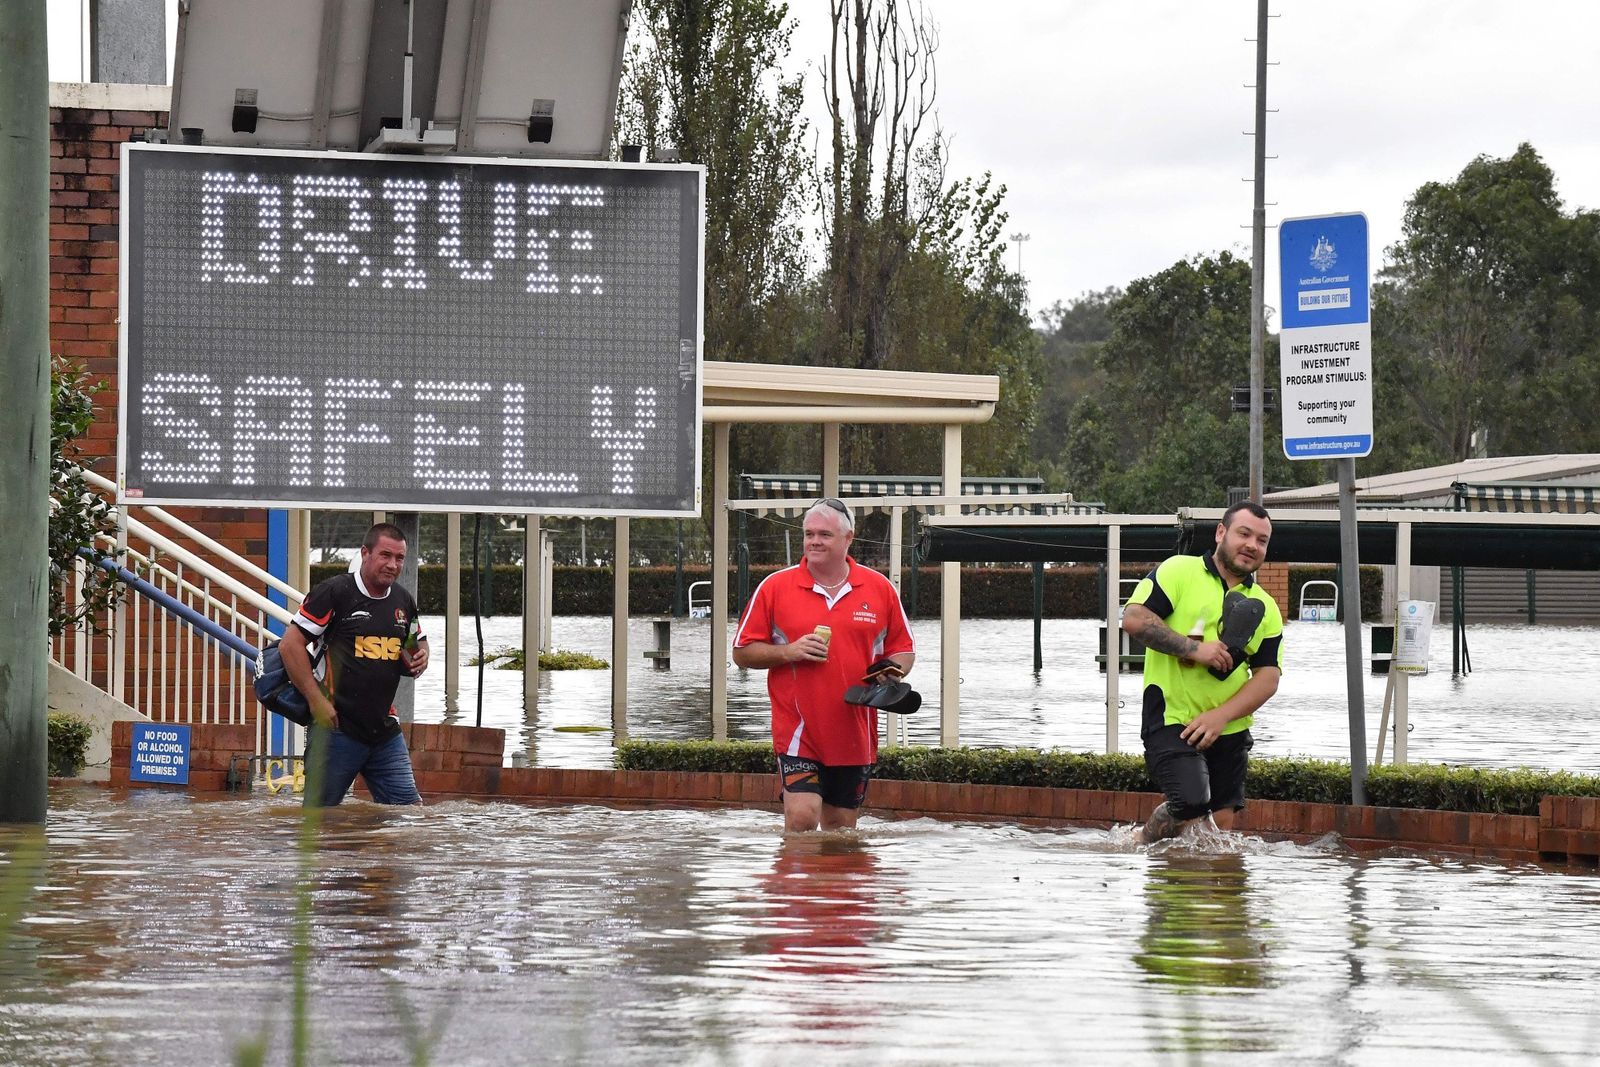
xmin=1453 ymin=481 xmax=1600 ymax=514
xmin=918 ymin=514 xmax=1600 ymax=570
xmin=737 ymin=474 xmax=1103 ymax=517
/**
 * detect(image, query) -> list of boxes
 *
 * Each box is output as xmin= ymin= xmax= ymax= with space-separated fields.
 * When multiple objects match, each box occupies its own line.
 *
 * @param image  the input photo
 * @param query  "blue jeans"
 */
xmin=304 ymin=727 xmax=421 ymax=807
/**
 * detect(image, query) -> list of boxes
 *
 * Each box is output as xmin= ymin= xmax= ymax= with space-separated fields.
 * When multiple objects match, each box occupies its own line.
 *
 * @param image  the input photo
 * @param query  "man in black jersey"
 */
xmin=280 ymin=522 xmax=430 ymax=806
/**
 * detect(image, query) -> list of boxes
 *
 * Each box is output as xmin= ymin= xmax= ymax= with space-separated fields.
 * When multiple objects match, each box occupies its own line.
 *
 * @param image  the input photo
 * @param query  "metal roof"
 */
xmin=702 ymin=361 xmax=999 ymax=423
xmin=1262 ymin=454 xmax=1600 ymax=507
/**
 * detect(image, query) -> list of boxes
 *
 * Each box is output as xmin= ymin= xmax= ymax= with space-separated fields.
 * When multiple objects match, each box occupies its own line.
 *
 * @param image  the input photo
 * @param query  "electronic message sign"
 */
xmin=119 ymin=144 xmax=703 ymax=515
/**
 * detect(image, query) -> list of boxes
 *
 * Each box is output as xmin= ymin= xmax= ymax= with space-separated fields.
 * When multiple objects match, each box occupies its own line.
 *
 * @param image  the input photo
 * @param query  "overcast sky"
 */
xmin=47 ymin=0 xmax=1600 ymax=328
xmin=789 ymin=1 xmax=1600 ymax=324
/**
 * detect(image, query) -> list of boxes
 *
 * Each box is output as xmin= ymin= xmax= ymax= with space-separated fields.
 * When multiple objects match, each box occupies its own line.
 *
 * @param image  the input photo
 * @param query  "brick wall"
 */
xmin=1256 ymin=562 xmax=1290 ymax=613
xmin=101 ymin=716 xmax=1598 ymax=866
xmin=50 ymin=85 xmax=271 ymax=706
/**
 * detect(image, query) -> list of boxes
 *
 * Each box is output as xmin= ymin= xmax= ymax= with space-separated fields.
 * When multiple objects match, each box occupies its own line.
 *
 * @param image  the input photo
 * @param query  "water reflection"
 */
xmin=1135 ymin=854 xmax=1269 ymax=992
xmin=758 ymin=835 xmax=883 ymax=983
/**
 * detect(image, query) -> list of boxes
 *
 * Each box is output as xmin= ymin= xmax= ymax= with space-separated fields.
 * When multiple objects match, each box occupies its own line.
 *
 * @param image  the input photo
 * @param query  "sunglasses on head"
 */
xmin=816 ymin=497 xmax=851 ymax=518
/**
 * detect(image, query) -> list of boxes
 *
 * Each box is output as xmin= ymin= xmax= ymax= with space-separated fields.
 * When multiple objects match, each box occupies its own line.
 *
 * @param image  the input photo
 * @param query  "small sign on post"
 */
xmin=1393 ymin=600 xmax=1435 ymax=673
xmin=1280 ymin=210 xmax=1373 ymax=805
xmin=130 ymin=723 xmax=192 ymax=785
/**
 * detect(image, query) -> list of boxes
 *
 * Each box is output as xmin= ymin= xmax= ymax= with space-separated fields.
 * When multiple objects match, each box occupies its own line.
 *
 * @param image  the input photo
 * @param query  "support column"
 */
xmin=523 ymin=518 xmax=541 ymax=715
xmin=711 ymin=423 xmax=730 ymax=740
xmin=0 ymin=0 xmax=50 ymax=823
xmin=393 ymin=513 xmax=420 ymax=721
xmin=888 ymin=507 xmax=904 ymax=592
xmin=1394 ymin=521 xmax=1410 ymax=765
xmin=612 ymin=518 xmax=630 ymax=741
xmin=940 ymin=425 xmax=961 ymax=747
xmin=1105 ymin=523 xmax=1121 ymax=753
xmin=822 ymin=423 xmax=840 ymax=496
xmin=445 ymin=513 xmax=460 ymax=714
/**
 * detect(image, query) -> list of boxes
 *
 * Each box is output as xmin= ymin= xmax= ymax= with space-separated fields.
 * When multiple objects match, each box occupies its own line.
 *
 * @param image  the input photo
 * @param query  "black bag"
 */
xmin=252 ymin=639 xmax=322 ymax=727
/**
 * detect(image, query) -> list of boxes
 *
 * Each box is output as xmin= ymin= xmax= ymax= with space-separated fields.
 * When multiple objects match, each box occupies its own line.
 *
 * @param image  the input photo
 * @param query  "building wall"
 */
xmin=50 ymin=83 xmax=271 ymax=708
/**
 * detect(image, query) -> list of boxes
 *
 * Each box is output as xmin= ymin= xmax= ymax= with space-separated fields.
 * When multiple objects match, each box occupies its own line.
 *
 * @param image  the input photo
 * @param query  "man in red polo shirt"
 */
xmin=733 ymin=498 xmax=916 ymax=831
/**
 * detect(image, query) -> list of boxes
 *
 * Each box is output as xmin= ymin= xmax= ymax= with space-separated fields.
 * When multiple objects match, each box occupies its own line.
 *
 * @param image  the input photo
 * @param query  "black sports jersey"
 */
xmin=292 ymin=572 xmax=425 ymax=745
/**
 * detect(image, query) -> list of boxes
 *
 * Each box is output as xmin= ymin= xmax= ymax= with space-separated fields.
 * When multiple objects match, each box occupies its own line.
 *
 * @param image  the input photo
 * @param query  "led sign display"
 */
xmin=119 ymin=144 xmax=703 ymax=515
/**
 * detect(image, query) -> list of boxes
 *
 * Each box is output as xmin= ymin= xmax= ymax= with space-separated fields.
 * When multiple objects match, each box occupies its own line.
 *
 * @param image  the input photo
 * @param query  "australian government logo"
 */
xmin=1309 ymin=234 xmax=1338 ymax=272
xmin=1297 ymin=233 xmax=1351 ymax=311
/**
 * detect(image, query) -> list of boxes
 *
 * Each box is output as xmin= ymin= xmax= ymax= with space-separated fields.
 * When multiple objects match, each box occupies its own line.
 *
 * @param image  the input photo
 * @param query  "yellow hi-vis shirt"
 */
xmin=1125 ymin=553 xmax=1283 ymax=739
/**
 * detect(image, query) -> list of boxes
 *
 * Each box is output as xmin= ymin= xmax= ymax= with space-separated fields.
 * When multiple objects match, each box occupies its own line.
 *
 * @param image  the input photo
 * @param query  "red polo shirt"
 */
xmin=734 ymin=557 xmax=916 ymax=765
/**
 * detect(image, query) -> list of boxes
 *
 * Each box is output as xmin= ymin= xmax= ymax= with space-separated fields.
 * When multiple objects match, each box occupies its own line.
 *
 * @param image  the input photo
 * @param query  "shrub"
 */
xmin=468 ymin=647 xmax=609 ymax=670
xmin=47 ymin=713 xmax=92 ymax=778
xmin=49 ymin=358 xmax=124 ymax=636
xmin=612 ymin=741 xmax=1600 ymax=816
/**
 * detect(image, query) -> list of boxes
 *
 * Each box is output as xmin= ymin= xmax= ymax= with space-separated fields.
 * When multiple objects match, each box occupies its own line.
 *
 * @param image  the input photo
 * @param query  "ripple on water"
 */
xmin=2 ymin=787 xmax=1598 ymax=1066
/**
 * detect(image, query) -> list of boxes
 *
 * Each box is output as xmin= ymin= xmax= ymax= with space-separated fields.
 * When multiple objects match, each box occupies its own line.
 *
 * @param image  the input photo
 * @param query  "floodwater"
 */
xmin=416 ymin=616 xmax=1600 ymax=773
xmin=3 ymin=787 xmax=1598 ymax=1066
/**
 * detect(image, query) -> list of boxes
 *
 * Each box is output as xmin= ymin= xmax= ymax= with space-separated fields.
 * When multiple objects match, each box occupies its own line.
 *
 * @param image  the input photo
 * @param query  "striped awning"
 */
xmin=1453 ymin=481 xmax=1600 ymax=514
xmin=736 ymin=474 xmax=1102 ymax=517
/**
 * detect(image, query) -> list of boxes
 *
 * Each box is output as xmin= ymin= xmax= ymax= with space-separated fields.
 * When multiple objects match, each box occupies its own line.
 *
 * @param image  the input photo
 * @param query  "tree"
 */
xmin=48 ymin=359 xmax=123 ymax=636
xmin=1054 ymin=252 xmax=1311 ymax=511
xmin=617 ymin=0 xmax=812 ymax=366
xmin=1372 ymin=143 xmax=1600 ymax=466
xmin=1033 ymin=288 xmax=1120 ymax=482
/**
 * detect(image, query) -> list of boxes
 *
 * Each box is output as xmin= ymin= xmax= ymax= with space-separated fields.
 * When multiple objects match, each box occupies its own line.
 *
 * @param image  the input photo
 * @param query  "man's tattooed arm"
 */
xmin=1122 ymin=604 xmax=1197 ymax=659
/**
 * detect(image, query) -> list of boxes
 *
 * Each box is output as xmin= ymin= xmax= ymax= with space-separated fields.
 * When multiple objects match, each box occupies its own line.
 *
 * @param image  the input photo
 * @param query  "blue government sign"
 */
xmin=130 ymin=723 xmax=192 ymax=784
xmin=1279 ymin=212 xmax=1373 ymax=459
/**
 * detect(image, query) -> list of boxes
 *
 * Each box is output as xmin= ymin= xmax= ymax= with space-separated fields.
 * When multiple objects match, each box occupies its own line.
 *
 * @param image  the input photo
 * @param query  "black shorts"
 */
xmin=776 ymin=754 xmax=873 ymax=810
xmin=1143 ymin=725 xmax=1253 ymax=822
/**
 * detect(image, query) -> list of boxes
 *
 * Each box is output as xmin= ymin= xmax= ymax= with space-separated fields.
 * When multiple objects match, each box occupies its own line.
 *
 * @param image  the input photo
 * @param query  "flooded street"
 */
xmin=3 ymin=787 xmax=1598 ymax=1066
xmin=416 ymin=616 xmax=1600 ymax=773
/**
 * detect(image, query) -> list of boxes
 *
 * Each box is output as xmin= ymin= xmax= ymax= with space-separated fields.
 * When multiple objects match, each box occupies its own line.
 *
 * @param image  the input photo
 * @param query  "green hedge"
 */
xmin=47 ymin=712 xmax=92 ymax=778
xmin=313 ymin=562 xmax=1386 ymax=621
xmin=613 ymin=741 xmax=1600 ymax=817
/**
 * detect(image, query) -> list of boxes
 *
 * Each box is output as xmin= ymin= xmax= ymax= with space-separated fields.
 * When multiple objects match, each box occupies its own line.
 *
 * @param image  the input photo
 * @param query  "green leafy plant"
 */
xmin=614 ymin=741 xmax=1600 ymax=816
xmin=468 ymin=647 xmax=609 ymax=671
xmin=46 ymin=712 xmax=92 ymax=778
xmin=49 ymin=356 xmax=123 ymax=636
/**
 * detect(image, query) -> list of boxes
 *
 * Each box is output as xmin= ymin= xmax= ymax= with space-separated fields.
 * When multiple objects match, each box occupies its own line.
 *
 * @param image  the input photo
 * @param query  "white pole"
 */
xmin=711 ymin=423 xmax=730 ymax=741
xmin=523 ymin=518 xmax=541 ymax=716
xmin=822 ymin=424 xmax=841 ymax=496
xmin=612 ymin=518 xmax=629 ymax=740
xmin=446 ymin=513 xmax=460 ymax=713
xmin=940 ymin=425 xmax=961 ymax=747
xmin=1105 ymin=523 xmax=1121 ymax=753
xmin=1394 ymin=520 xmax=1411 ymax=764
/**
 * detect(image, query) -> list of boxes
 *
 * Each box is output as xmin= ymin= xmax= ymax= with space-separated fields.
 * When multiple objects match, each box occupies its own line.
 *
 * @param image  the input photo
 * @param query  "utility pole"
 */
xmin=1010 ymin=232 xmax=1030 ymax=275
xmin=1247 ymin=0 xmax=1270 ymax=501
xmin=0 ymin=0 xmax=52 ymax=824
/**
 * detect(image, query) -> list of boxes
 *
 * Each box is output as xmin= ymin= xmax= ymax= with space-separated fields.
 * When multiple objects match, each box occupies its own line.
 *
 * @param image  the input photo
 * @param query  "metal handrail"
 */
xmin=79 ymin=467 xmax=303 ymax=604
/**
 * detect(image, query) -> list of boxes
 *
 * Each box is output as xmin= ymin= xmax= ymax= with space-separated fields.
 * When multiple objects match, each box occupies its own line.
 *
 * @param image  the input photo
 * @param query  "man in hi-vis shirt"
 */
xmin=1121 ymin=501 xmax=1283 ymax=844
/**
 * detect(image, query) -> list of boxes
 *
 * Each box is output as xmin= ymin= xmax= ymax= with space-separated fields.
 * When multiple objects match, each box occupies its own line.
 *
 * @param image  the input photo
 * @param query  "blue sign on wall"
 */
xmin=130 ymin=723 xmax=192 ymax=784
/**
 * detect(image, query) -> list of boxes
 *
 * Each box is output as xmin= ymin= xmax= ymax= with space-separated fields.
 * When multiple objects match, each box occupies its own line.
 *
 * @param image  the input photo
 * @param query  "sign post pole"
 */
xmin=1279 ymin=211 xmax=1372 ymax=805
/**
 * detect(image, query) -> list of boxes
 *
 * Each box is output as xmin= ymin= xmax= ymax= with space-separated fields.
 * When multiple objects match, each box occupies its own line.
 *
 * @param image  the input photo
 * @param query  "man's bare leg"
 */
xmin=1134 ymin=802 xmax=1238 ymax=844
xmin=820 ymin=803 xmax=860 ymax=831
xmin=783 ymin=790 xmax=823 ymax=832
xmin=1134 ymin=801 xmax=1183 ymax=845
